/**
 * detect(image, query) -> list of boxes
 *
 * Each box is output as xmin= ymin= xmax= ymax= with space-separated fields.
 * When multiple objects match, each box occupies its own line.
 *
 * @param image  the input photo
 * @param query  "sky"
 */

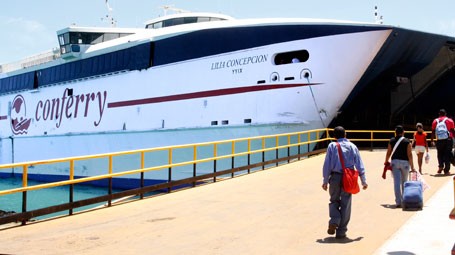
xmin=1 ymin=0 xmax=455 ymax=64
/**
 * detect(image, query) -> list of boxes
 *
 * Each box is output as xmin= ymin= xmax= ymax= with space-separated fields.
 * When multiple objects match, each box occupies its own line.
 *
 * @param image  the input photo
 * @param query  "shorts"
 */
xmin=415 ymin=145 xmax=426 ymax=154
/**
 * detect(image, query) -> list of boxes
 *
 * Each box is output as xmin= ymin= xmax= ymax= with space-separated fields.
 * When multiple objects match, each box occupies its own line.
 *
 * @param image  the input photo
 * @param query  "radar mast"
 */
xmin=101 ymin=0 xmax=117 ymax=27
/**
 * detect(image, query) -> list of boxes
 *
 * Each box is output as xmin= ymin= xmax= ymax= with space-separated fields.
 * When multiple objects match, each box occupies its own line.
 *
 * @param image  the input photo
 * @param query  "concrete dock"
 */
xmin=0 ymin=148 xmax=454 ymax=254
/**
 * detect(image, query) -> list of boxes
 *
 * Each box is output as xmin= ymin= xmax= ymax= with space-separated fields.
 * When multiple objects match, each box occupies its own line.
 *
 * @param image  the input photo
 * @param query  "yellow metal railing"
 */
xmin=0 ymin=128 xmax=433 ymax=224
xmin=0 ymin=128 xmax=329 ymax=196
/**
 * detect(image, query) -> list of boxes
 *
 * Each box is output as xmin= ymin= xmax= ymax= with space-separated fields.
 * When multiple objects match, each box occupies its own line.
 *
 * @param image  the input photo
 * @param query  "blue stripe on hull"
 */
xmin=153 ymin=24 xmax=390 ymax=66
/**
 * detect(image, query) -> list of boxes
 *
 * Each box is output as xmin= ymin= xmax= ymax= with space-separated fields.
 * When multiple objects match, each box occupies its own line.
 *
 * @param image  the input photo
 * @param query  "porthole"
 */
xmin=270 ymin=72 xmax=280 ymax=82
xmin=300 ymin=69 xmax=313 ymax=80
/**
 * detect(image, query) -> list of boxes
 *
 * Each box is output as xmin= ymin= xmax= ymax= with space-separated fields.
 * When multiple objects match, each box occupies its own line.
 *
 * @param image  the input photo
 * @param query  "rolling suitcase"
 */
xmin=402 ymin=171 xmax=423 ymax=210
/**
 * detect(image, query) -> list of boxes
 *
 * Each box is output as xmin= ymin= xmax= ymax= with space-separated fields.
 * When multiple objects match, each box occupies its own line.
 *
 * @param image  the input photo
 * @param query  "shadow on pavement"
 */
xmin=381 ymin=204 xmax=400 ymax=209
xmin=385 ymin=251 xmax=416 ymax=255
xmin=429 ymin=173 xmax=454 ymax=177
xmin=316 ymin=236 xmax=363 ymax=244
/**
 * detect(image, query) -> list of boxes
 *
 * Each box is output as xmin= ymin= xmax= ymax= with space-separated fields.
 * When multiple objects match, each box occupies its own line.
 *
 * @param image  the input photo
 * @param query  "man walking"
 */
xmin=431 ymin=109 xmax=454 ymax=175
xmin=322 ymin=126 xmax=368 ymax=239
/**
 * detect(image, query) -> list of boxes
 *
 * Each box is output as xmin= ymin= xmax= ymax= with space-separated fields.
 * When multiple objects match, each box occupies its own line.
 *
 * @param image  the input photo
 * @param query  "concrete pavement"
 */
xmin=374 ymin=176 xmax=455 ymax=254
xmin=0 ymin=148 xmax=454 ymax=254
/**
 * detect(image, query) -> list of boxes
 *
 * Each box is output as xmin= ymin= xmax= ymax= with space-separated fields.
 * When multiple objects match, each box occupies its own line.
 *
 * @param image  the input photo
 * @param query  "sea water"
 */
xmin=0 ymin=132 xmax=315 ymax=221
xmin=0 ymin=177 xmax=118 ymax=220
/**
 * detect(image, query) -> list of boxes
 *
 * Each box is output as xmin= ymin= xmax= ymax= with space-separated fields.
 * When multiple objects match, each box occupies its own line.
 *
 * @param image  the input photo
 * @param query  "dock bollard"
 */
xmin=451 ymin=176 xmax=455 ymax=220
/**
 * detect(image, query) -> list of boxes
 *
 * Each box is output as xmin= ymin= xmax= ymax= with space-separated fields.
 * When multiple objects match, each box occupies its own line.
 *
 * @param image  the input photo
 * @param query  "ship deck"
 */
xmin=0 ymin=148 xmax=454 ymax=254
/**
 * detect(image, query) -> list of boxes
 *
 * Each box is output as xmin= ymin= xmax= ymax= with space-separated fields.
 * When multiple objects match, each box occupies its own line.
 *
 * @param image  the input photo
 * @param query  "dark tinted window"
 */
xmin=274 ymin=50 xmax=309 ymax=65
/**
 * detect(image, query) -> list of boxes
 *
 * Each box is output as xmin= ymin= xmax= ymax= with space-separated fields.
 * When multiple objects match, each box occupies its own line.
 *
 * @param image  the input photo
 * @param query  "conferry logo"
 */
xmin=10 ymin=95 xmax=31 ymax=135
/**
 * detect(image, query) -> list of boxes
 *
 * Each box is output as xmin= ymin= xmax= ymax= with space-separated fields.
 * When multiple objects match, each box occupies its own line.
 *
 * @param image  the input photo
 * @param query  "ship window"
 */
xmin=222 ymin=120 xmax=229 ymax=125
xmin=198 ymin=17 xmax=210 ymax=22
xmin=60 ymin=45 xmax=71 ymax=54
xmin=164 ymin=17 xmax=198 ymax=27
xmin=147 ymin=22 xmax=163 ymax=29
xmin=146 ymin=16 xmax=227 ymax=29
xmin=58 ymin=35 xmax=65 ymax=46
xmin=274 ymin=50 xmax=309 ymax=65
xmin=211 ymin=121 xmax=218 ymax=126
xmin=69 ymin=33 xmax=80 ymax=44
xmin=64 ymin=33 xmax=70 ymax=45
xmin=163 ymin=18 xmax=183 ymax=27
xmin=103 ymin=33 xmax=120 ymax=41
xmin=91 ymin=33 xmax=104 ymax=44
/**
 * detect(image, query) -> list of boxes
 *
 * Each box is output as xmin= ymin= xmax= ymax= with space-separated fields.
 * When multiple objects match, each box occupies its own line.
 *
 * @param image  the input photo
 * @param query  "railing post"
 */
xmin=21 ymin=165 xmax=28 ymax=225
xmin=140 ymin=151 xmax=145 ymax=199
xmin=168 ymin=148 xmax=172 ymax=193
xmin=231 ymin=141 xmax=235 ymax=178
xmin=326 ymin=129 xmax=329 ymax=147
xmin=298 ymin=134 xmax=301 ymax=160
xmin=307 ymin=132 xmax=311 ymax=154
xmin=247 ymin=139 xmax=251 ymax=174
xmin=275 ymin=136 xmax=279 ymax=167
xmin=213 ymin=144 xmax=217 ymax=182
xmin=262 ymin=138 xmax=265 ymax=170
xmin=69 ymin=160 xmax=74 ymax=215
xmin=108 ymin=155 xmax=113 ymax=206
xmin=193 ymin=146 xmax=197 ymax=187
xmin=287 ymin=135 xmax=291 ymax=163
xmin=370 ymin=131 xmax=374 ymax=151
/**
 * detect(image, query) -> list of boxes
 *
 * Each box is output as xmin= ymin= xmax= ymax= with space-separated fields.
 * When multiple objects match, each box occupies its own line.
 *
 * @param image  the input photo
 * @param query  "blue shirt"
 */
xmin=322 ymin=138 xmax=367 ymax=185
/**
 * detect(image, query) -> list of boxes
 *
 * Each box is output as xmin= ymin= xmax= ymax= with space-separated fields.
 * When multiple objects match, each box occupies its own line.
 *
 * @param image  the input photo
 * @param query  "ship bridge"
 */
xmin=56 ymin=27 xmax=138 ymax=59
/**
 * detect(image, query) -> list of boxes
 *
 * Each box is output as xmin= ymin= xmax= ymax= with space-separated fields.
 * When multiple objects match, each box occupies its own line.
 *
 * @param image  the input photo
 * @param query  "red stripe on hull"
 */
xmin=108 ymin=83 xmax=320 ymax=108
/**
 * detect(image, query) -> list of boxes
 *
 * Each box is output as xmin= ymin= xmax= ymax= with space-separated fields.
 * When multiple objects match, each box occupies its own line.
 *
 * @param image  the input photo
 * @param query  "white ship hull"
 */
xmin=0 ymin=16 xmax=391 ymax=187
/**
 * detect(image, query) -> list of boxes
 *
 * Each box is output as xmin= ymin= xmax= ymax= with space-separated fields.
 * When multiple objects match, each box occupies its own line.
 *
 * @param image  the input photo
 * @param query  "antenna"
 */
xmin=374 ymin=5 xmax=383 ymax=24
xmin=101 ymin=0 xmax=117 ymax=27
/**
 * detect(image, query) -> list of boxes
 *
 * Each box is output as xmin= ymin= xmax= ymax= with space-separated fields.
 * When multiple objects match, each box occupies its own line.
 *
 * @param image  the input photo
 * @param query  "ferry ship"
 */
xmin=0 ymin=11 xmax=392 ymax=187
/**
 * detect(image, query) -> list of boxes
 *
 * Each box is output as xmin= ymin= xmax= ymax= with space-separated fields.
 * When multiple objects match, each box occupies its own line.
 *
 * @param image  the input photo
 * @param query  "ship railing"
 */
xmin=0 ymin=128 xmax=432 ymax=225
xmin=0 ymin=48 xmax=60 ymax=73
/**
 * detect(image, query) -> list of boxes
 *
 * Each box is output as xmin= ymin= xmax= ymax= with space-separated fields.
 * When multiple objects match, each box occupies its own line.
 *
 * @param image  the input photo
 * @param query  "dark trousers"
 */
xmin=328 ymin=173 xmax=352 ymax=236
xmin=436 ymin=138 xmax=452 ymax=173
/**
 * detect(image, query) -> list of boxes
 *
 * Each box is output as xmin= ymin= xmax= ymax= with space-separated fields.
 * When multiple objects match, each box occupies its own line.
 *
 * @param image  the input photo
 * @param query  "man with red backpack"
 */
xmin=430 ymin=109 xmax=455 ymax=175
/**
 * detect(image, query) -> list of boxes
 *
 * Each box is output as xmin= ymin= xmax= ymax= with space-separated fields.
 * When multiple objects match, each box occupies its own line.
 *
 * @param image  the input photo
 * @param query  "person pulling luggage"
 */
xmin=384 ymin=125 xmax=415 ymax=208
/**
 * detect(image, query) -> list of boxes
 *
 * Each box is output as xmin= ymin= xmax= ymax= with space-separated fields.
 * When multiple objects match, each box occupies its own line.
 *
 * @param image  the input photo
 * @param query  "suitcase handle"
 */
xmin=409 ymin=170 xmax=419 ymax=182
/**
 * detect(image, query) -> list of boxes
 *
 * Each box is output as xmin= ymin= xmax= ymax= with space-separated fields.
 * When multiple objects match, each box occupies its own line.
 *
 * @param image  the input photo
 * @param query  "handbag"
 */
xmin=336 ymin=142 xmax=360 ymax=194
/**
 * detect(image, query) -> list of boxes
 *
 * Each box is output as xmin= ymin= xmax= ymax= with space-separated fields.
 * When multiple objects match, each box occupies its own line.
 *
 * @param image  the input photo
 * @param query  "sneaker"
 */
xmin=437 ymin=168 xmax=443 ymax=174
xmin=335 ymin=235 xmax=347 ymax=239
xmin=327 ymin=223 xmax=338 ymax=235
xmin=444 ymin=171 xmax=451 ymax=176
xmin=396 ymin=204 xmax=402 ymax=208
